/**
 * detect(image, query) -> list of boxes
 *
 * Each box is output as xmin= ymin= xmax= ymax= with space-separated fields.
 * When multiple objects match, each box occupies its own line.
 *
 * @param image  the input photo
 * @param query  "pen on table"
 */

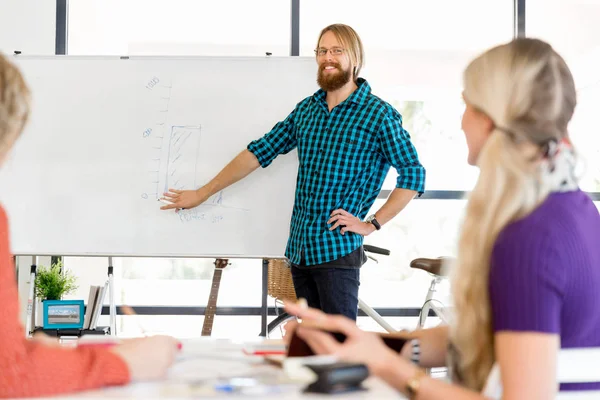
xmin=121 ymin=305 xmax=183 ymax=350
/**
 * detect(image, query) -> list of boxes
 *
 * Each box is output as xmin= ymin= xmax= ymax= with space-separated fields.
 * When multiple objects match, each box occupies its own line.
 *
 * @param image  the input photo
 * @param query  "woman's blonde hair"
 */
xmin=451 ymin=38 xmax=576 ymax=391
xmin=316 ymin=24 xmax=365 ymax=78
xmin=0 ymin=53 xmax=30 ymax=155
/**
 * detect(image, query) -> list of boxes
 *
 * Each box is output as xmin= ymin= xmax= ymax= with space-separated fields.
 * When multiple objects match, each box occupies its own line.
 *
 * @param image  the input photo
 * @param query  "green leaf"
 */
xmin=34 ymin=259 xmax=78 ymax=301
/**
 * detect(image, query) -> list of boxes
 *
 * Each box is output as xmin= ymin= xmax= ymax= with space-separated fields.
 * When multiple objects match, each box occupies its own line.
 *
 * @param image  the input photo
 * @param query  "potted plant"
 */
xmin=35 ymin=260 xmax=78 ymax=301
xmin=34 ymin=260 xmax=81 ymax=328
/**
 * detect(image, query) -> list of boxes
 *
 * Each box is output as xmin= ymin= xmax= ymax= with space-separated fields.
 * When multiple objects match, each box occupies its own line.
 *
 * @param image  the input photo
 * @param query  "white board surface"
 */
xmin=0 ymin=56 xmax=319 ymax=257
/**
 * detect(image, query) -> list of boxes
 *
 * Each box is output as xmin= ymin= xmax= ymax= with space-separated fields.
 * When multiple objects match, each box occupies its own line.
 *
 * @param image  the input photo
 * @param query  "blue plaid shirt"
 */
xmin=248 ymin=78 xmax=425 ymax=266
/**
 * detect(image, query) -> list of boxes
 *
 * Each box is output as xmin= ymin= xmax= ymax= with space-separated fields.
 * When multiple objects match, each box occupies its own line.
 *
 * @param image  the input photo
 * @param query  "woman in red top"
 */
xmin=0 ymin=55 xmax=179 ymax=398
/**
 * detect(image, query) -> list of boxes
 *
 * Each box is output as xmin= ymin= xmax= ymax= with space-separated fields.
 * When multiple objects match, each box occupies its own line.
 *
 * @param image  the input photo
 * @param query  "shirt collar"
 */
xmin=313 ymin=77 xmax=371 ymax=107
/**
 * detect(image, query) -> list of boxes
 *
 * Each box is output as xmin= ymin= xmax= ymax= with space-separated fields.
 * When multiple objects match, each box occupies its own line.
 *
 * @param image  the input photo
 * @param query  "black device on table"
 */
xmin=287 ymin=327 xmax=408 ymax=394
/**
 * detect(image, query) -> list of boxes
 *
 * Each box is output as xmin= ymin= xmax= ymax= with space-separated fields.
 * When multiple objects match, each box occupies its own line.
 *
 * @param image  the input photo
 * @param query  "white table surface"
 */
xmin=32 ymin=338 xmax=406 ymax=399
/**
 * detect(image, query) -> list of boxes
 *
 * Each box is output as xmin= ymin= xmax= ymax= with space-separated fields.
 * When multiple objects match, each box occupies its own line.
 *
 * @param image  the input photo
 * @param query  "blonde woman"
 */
xmin=0 ymin=54 xmax=179 ymax=398
xmin=285 ymin=37 xmax=600 ymax=398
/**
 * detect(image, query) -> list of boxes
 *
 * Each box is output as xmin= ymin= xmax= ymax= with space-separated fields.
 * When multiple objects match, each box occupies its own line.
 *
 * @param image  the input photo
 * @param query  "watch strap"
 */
xmin=367 ymin=214 xmax=381 ymax=230
xmin=371 ymin=217 xmax=381 ymax=230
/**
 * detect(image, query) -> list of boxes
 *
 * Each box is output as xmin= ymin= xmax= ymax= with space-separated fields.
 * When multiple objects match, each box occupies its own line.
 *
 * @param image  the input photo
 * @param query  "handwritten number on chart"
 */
xmin=145 ymin=76 xmax=160 ymax=90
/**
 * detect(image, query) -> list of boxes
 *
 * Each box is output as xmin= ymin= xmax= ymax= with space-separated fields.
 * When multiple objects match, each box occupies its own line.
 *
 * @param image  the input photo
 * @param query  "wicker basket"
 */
xmin=267 ymin=258 xmax=297 ymax=302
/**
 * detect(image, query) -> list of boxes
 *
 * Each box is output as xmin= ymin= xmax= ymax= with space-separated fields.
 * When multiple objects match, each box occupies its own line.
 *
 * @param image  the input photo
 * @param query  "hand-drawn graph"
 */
xmin=140 ymin=75 xmax=248 ymax=223
xmin=161 ymin=125 xmax=202 ymax=194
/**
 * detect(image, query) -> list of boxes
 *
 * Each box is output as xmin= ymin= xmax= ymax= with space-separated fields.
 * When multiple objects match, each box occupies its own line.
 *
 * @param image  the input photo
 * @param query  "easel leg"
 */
xmin=108 ymin=257 xmax=116 ymax=336
xmin=260 ymin=259 xmax=268 ymax=337
xmin=25 ymin=256 xmax=37 ymax=338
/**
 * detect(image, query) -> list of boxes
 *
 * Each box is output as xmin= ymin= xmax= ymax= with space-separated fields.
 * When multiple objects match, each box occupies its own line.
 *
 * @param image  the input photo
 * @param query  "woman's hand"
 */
xmin=284 ymin=302 xmax=398 ymax=375
xmin=110 ymin=335 xmax=179 ymax=381
xmin=31 ymin=331 xmax=61 ymax=347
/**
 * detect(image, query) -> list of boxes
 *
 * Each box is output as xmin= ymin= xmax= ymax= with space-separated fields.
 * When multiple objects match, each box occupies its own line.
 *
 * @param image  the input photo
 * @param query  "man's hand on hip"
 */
xmin=328 ymin=209 xmax=377 ymax=236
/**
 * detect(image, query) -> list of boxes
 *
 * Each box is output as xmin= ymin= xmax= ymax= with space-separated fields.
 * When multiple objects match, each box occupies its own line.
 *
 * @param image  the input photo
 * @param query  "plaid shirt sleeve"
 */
xmin=378 ymin=110 xmax=426 ymax=195
xmin=247 ymin=107 xmax=298 ymax=168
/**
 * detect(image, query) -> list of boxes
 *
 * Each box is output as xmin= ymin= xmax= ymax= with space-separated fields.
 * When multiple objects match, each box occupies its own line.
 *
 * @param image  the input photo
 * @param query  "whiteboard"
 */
xmin=0 ymin=56 xmax=318 ymax=257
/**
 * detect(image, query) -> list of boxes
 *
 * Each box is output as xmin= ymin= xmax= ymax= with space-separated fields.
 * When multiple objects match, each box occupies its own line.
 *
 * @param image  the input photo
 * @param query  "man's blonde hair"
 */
xmin=316 ymin=24 xmax=365 ymax=78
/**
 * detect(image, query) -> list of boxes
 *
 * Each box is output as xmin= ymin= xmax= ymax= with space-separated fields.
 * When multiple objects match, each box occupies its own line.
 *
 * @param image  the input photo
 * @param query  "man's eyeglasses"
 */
xmin=314 ymin=47 xmax=345 ymax=57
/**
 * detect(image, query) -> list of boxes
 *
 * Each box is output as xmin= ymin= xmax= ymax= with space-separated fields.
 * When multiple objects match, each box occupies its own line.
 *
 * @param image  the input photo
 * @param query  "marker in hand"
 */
xmin=157 ymin=198 xmax=184 ymax=211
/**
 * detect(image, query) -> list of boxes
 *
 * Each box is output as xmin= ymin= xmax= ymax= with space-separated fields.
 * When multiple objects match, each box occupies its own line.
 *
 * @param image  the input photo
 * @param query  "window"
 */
xmin=59 ymin=1 xmax=517 ymax=338
xmin=68 ymin=0 xmax=291 ymax=56
xmin=63 ymin=257 xmax=265 ymax=337
xmin=300 ymin=0 xmax=513 ymax=54
xmin=527 ymin=0 xmax=600 ymax=191
xmin=60 ymin=2 xmax=600 ymax=339
xmin=300 ymin=0 xmax=513 ymax=191
xmin=362 ymin=199 xmax=464 ymax=311
xmin=65 ymin=0 xmax=292 ymax=337
xmin=381 ymin=99 xmax=477 ymax=190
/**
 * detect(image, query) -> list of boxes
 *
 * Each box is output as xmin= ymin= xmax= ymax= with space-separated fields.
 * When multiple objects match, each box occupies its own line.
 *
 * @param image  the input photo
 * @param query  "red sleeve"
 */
xmin=0 ymin=206 xmax=131 ymax=398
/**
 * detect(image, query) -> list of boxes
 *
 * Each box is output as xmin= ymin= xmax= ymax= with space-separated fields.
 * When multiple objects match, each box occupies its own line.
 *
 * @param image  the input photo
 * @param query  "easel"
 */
xmin=24 ymin=256 xmax=37 ymax=337
xmin=261 ymin=258 xmax=269 ymax=336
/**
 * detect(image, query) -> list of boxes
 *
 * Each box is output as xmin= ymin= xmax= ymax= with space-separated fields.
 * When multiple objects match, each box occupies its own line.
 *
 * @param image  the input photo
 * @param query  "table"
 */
xmin=45 ymin=338 xmax=406 ymax=399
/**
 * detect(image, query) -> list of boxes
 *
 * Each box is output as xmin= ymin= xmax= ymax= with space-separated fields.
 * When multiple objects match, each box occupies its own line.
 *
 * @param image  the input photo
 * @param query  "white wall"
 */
xmin=0 ymin=0 xmax=56 ymax=326
xmin=0 ymin=0 xmax=56 ymax=55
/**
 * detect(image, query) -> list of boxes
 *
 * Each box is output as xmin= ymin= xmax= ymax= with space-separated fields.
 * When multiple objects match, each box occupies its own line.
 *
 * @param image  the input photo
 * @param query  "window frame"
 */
xmin=55 ymin=0 xmax=600 ymax=337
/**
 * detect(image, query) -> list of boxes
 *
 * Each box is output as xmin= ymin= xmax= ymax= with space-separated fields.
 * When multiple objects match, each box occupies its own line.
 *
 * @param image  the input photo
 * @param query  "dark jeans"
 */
xmin=291 ymin=266 xmax=361 ymax=321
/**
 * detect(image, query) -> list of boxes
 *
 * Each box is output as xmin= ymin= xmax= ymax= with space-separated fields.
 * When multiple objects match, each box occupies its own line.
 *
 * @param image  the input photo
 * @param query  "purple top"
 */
xmin=490 ymin=190 xmax=600 ymax=391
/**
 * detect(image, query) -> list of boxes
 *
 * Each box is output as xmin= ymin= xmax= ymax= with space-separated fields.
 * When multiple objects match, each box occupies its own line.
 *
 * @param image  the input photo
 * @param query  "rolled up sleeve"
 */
xmin=378 ymin=111 xmax=426 ymax=195
xmin=247 ymin=107 xmax=298 ymax=168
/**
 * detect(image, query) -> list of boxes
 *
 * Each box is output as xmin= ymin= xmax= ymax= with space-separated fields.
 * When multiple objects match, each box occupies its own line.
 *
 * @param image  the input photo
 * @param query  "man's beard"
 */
xmin=317 ymin=63 xmax=352 ymax=92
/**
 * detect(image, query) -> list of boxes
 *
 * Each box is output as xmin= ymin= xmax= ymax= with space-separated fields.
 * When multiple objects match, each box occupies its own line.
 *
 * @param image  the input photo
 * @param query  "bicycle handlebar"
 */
xmin=363 ymin=244 xmax=390 ymax=256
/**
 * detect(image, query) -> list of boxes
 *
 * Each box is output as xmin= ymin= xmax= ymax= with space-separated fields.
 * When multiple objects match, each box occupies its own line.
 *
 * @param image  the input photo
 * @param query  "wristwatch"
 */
xmin=365 ymin=214 xmax=381 ymax=230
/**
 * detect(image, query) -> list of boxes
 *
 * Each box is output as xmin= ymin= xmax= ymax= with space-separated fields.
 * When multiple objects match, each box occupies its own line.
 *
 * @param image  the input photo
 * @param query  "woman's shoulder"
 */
xmin=499 ymin=190 xmax=597 ymax=243
xmin=493 ymin=190 xmax=599 ymax=277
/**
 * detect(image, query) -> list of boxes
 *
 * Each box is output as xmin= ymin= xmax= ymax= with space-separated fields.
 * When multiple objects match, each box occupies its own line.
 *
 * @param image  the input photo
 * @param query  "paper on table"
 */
xmin=170 ymin=338 xmax=275 ymax=381
xmin=168 ymin=357 xmax=267 ymax=382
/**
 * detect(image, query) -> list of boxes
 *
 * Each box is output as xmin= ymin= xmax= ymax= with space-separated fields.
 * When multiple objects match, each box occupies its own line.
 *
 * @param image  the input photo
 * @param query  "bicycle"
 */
xmin=410 ymin=257 xmax=452 ymax=328
xmin=265 ymin=245 xmax=452 ymax=337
